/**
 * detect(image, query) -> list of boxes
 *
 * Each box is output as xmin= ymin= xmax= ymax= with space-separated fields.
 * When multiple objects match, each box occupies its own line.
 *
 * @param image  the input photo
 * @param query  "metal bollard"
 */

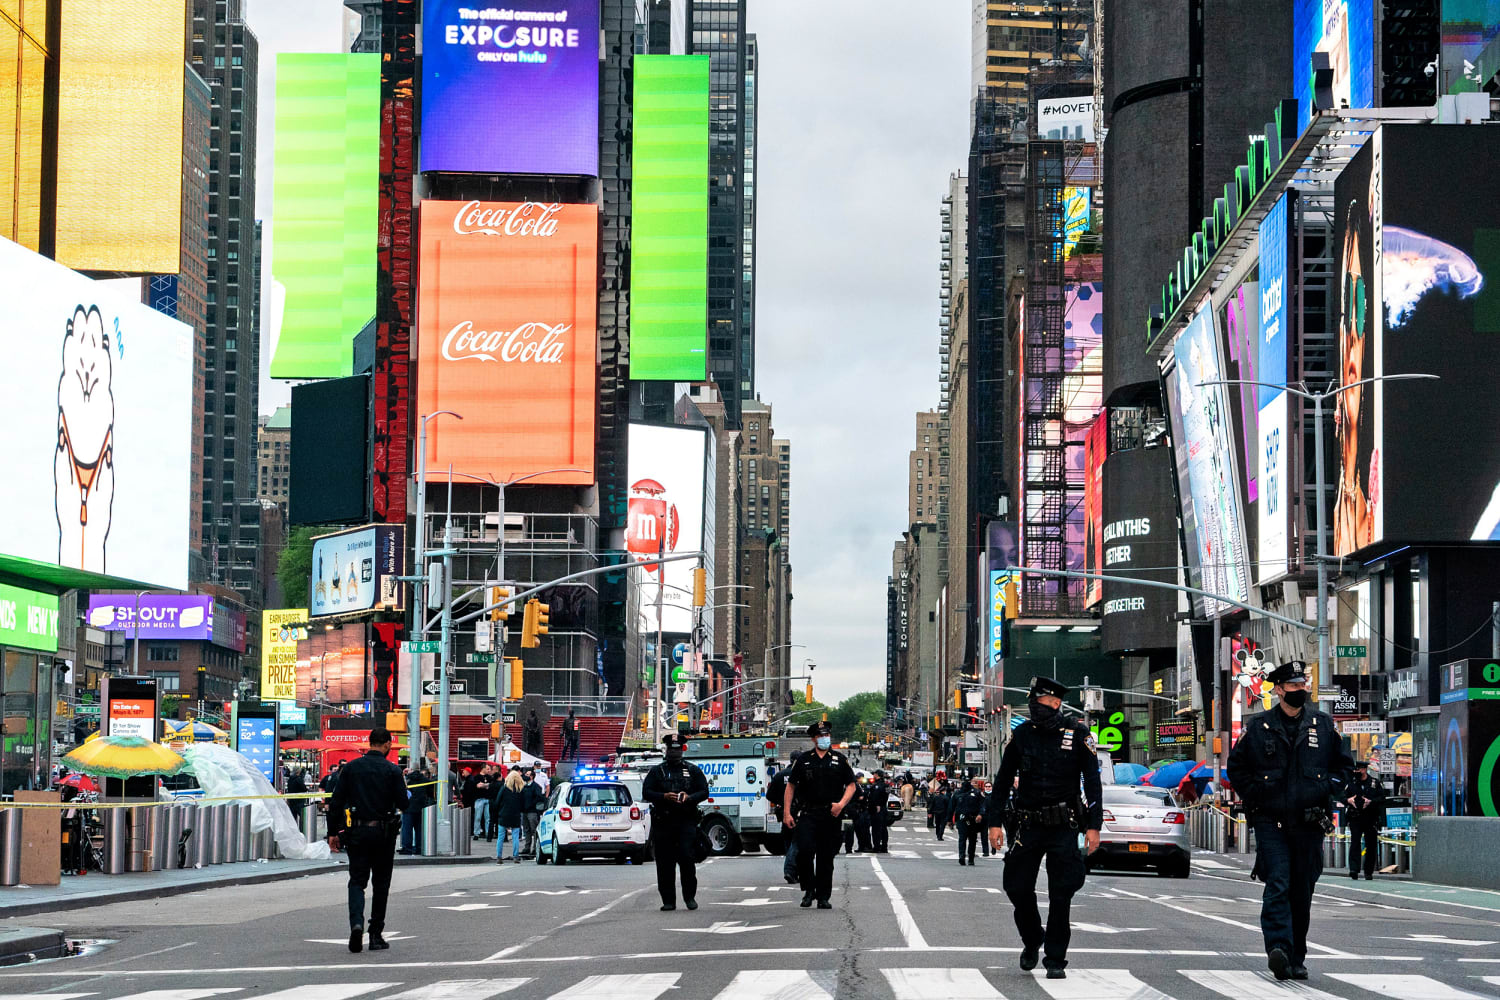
xmin=0 ymin=809 xmax=22 ymax=885
xmin=225 ymin=803 xmax=242 ymax=863
xmin=207 ymin=804 xmax=225 ymax=864
xmin=186 ymin=805 xmax=206 ymax=867
xmin=300 ymin=800 xmax=318 ymax=838
xmin=164 ymin=805 xmax=185 ymax=870
xmin=460 ymin=806 xmax=473 ymax=855
xmin=251 ymin=828 xmax=272 ymax=860
xmin=236 ymin=804 xmax=253 ymax=862
xmin=151 ymin=804 xmax=169 ymax=870
xmin=103 ymin=808 xmax=129 ymax=874
xmin=127 ymin=806 xmax=153 ymax=872
xmin=421 ymin=804 xmax=438 ymax=857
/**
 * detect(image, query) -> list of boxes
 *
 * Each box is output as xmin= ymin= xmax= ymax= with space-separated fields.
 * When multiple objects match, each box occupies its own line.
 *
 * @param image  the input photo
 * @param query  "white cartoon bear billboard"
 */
xmin=0 ymin=236 xmax=191 ymax=589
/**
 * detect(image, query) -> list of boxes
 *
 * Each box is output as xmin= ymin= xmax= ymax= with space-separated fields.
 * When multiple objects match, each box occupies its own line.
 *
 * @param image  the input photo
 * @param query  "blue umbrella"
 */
xmin=1146 ymin=759 xmax=1198 ymax=788
xmin=1113 ymin=762 xmax=1150 ymax=784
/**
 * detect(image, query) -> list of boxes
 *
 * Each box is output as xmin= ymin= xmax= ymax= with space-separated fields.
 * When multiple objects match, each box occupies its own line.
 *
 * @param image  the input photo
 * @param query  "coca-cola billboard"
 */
xmin=417 ymin=200 xmax=598 ymax=485
xmin=421 ymin=0 xmax=600 ymax=176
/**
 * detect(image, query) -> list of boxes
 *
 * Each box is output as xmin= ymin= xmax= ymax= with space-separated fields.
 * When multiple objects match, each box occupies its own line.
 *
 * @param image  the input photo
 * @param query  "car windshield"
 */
xmin=568 ymin=784 xmax=632 ymax=808
xmin=1104 ymin=787 xmax=1174 ymax=807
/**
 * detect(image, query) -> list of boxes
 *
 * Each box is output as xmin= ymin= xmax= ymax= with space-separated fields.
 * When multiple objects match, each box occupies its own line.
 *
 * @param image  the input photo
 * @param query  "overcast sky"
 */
xmin=250 ymin=1 xmax=972 ymax=706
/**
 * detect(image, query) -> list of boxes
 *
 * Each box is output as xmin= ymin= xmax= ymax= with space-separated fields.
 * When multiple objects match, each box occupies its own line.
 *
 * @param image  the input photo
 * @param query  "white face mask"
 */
xmin=816 ymin=737 xmax=832 ymax=751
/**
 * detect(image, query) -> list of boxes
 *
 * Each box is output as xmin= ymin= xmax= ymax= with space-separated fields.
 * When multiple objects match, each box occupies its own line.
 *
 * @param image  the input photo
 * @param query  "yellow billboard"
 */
xmin=55 ymin=0 xmax=184 ymax=273
xmin=261 ymin=608 xmax=308 ymax=703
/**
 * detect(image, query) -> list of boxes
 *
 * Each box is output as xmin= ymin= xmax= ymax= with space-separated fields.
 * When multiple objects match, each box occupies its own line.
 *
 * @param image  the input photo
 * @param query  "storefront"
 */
xmin=0 ymin=582 xmax=61 ymax=794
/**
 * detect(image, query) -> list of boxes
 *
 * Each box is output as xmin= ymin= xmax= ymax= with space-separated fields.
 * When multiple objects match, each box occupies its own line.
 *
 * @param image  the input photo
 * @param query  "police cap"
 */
xmin=1266 ymin=660 xmax=1310 ymax=685
xmin=1029 ymin=676 xmax=1069 ymax=699
xmin=806 ymin=721 xmax=831 ymax=738
xmin=1353 ymin=759 xmax=1371 ymax=769
xmin=661 ymin=733 xmax=689 ymax=749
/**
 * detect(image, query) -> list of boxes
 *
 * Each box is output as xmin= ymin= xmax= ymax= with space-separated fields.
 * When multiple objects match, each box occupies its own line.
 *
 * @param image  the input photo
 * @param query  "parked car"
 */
xmin=1089 ymin=784 xmax=1191 ymax=878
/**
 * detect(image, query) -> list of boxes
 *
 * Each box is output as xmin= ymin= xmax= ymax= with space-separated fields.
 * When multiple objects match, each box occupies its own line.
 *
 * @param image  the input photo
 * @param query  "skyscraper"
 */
xmin=190 ymin=0 xmax=263 ymax=606
xmin=972 ymin=1 xmax=1091 ymax=104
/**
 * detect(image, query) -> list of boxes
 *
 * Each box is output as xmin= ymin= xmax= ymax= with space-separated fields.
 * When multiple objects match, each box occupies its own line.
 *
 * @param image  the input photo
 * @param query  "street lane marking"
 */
xmin=710 ymin=970 xmax=832 ymax=999
xmin=884 ymin=968 xmax=1002 ymax=998
xmin=1036 ymin=968 xmax=1174 ymax=1000
xmin=381 ymin=980 xmax=532 ymax=999
xmin=548 ymin=973 xmax=680 ymax=1000
xmin=1328 ymin=975 xmax=1498 ymax=1000
xmin=870 ymin=855 xmax=929 ymax=950
xmin=1110 ymin=886 xmax=1351 ymax=957
xmin=251 ymin=987 xmax=395 ymax=1000
xmin=663 ymin=921 xmax=781 ymax=935
xmin=1192 ymin=859 xmax=1234 ymax=869
xmin=0 ymin=994 xmax=97 ymax=1000
xmin=1195 ymin=870 xmax=1500 ymax=917
xmin=88 ymin=993 xmax=242 ymax=1000
xmin=1183 ymin=969 xmax=1347 ymax=1000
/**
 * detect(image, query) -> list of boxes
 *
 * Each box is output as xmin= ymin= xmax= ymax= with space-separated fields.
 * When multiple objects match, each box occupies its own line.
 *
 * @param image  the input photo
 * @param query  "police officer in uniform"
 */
xmin=785 ymin=721 xmax=856 ymax=909
xmin=1228 ymin=660 xmax=1354 ymax=981
xmin=642 ymin=733 xmax=710 ymax=911
xmin=985 ymin=677 xmax=1102 ymax=979
xmin=1344 ymin=760 xmax=1386 ymax=880
xmin=868 ymin=770 xmax=891 ymax=853
xmin=327 ymin=727 xmax=409 ymax=953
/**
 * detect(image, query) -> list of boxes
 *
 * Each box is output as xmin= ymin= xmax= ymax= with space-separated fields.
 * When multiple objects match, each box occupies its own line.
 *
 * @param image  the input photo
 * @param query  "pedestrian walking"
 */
xmin=642 ymin=733 xmax=710 ymax=911
xmin=954 ymin=776 xmax=986 ymax=865
xmin=399 ymin=763 xmax=432 ymax=855
xmin=494 ymin=769 xmax=526 ymax=862
xmin=986 ymin=676 xmax=1103 ymax=980
xmin=979 ymin=781 xmax=994 ymax=857
xmin=326 ymin=728 xmax=409 ymax=954
xmin=900 ymin=771 xmax=916 ymax=811
xmin=471 ymin=765 xmax=494 ymax=840
xmin=1344 ymin=760 xmax=1386 ymax=880
xmin=520 ymin=766 xmax=545 ymax=857
xmin=869 ymin=770 xmax=891 ymax=853
xmin=931 ymin=782 xmax=952 ymax=840
xmin=562 ymin=709 xmax=580 ymax=761
xmin=784 ymin=721 xmax=856 ymax=910
xmin=1228 ymin=660 xmax=1354 ymax=982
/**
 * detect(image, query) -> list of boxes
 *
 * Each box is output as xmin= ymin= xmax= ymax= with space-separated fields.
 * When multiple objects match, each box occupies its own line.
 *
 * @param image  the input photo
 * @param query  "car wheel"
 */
xmin=765 ymin=834 xmax=787 ymax=857
xmin=554 ymin=844 xmax=567 ymax=865
xmin=1171 ymin=858 xmax=1191 ymax=879
xmin=535 ymin=843 xmax=549 ymax=865
xmin=701 ymin=815 xmax=741 ymax=857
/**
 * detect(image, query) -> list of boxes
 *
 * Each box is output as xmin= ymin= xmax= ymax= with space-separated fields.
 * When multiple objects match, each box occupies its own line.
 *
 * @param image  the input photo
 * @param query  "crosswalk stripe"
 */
xmin=1328 ymin=976 xmax=1497 ymax=1000
xmin=251 ymin=988 xmax=394 ymax=1000
xmin=1183 ymin=969 xmax=1346 ymax=1000
xmin=380 ymin=983 xmax=532 ymax=1000
xmin=0 ymin=994 xmax=97 ymax=1000
xmin=1038 ymin=969 xmax=1175 ymax=1000
xmin=548 ymin=974 xmax=680 ymax=1000
xmin=884 ymin=968 xmax=1002 ymax=999
xmin=82 ymin=993 xmax=241 ymax=1000
xmin=1191 ymin=858 xmax=1233 ymax=869
xmin=711 ymin=971 xmax=832 ymax=1000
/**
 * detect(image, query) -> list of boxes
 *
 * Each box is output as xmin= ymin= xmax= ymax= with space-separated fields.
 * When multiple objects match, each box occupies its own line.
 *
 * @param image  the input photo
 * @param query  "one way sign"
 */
xmin=423 ymin=679 xmax=467 ymax=696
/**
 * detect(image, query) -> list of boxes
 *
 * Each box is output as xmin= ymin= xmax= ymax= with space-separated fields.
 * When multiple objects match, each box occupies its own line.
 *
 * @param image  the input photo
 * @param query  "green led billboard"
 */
xmin=631 ymin=55 xmax=709 ymax=381
xmin=270 ymin=54 xmax=380 ymax=378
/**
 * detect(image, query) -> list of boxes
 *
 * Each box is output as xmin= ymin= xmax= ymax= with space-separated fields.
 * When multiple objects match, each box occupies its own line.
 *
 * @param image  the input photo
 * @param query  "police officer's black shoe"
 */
xmin=686 ymin=899 xmax=698 ymax=910
xmin=1268 ymin=947 xmax=1293 ymax=981
xmin=348 ymin=923 xmax=364 ymax=953
xmin=800 ymin=892 xmax=815 ymax=907
xmin=1349 ymin=871 xmax=1359 ymax=879
xmin=1046 ymin=967 xmax=1067 ymax=980
xmin=660 ymin=903 xmax=676 ymax=911
xmin=1291 ymin=965 xmax=1309 ymax=980
xmin=1019 ymin=946 xmax=1040 ymax=971
xmin=368 ymin=932 xmax=389 ymax=951
xmin=816 ymin=899 xmax=832 ymax=909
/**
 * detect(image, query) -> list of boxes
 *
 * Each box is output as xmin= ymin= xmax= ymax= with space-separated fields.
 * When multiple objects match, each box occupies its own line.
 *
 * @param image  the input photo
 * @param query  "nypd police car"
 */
xmin=536 ymin=768 xmax=652 ymax=865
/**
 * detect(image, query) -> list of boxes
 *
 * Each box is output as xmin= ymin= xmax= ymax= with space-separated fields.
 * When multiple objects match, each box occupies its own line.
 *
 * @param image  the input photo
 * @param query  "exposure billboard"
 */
xmin=1335 ymin=126 xmax=1500 ymax=551
xmin=420 ymin=0 xmax=600 ymax=175
xmin=270 ymin=53 xmax=381 ymax=378
xmin=261 ymin=609 xmax=308 ymax=703
xmin=1440 ymin=1 xmax=1500 ymax=95
xmin=626 ymin=423 xmax=709 ymax=635
xmin=1166 ymin=301 xmax=1252 ymax=616
xmin=1258 ymin=192 xmax=1294 ymax=580
xmin=0 ymin=236 xmax=192 ymax=591
xmin=630 ymin=55 xmax=709 ymax=380
xmin=417 ymin=200 xmax=597 ymax=486
xmin=1293 ymin=0 xmax=1374 ymax=131
xmin=55 ymin=0 xmax=184 ymax=273
xmin=309 ymin=524 xmax=405 ymax=619
xmin=87 ymin=595 xmax=214 ymax=641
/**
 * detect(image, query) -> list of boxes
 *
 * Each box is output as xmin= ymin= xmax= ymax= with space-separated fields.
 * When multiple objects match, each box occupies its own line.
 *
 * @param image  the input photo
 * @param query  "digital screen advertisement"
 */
xmin=1063 ymin=279 xmax=1104 ymax=576
xmin=1167 ymin=301 xmax=1252 ymax=616
xmin=103 ymin=677 xmax=158 ymax=741
xmin=236 ymin=711 xmax=280 ymax=788
xmin=416 ymin=200 xmax=598 ymax=486
xmin=1036 ymin=95 xmax=1096 ymax=141
xmin=630 ymin=54 xmax=710 ymax=380
xmin=270 ymin=53 xmax=380 ymax=379
xmin=1257 ymin=192 xmax=1293 ymax=580
xmin=1334 ymin=136 xmax=1378 ymax=555
xmin=1440 ymin=0 xmax=1500 ymax=95
xmin=87 ymin=595 xmax=214 ymax=640
xmin=626 ymin=423 xmax=710 ymax=635
xmin=987 ymin=569 xmax=1016 ymax=671
xmin=1099 ymin=446 xmax=1179 ymax=654
xmin=420 ymin=0 xmax=600 ymax=175
xmin=261 ymin=608 xmax=308 ymax=703
xmin=0 ymin=236 xmax=193 ymax=591
xmin=1083 ymin=411 xmax=1107 ymax=608
xmin=1293 ymin=0 xmax=1374 ymax=130
xmin=0 ymin=583 xmax=59 ymax=653
xmin=297 ymin=624 xmax=371 ymax=706
xmin=309 ymin=524 xmax=405 ymax=618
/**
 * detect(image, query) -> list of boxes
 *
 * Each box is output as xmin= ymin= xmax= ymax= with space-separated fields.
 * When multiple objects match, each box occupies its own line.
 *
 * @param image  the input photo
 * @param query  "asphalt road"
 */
xmin=8 ymin=822 xmax=1500 ymax=999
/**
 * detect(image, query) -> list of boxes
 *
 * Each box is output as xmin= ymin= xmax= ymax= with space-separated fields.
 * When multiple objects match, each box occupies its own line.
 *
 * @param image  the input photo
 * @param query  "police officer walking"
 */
xmin=785 ymin=721 xmax=856 ymax=909
xmin=1228 ymin=660 xmax=1354 ymax=981
xmin=868 ymin=770 xmax=891 ymax=853
xmin=985 ymin=677 xmax=1102 ymax=979
xmin=327 ymin=727 xmax=409 ymax=953
xmin=954 ymin=776 xmax=986 ymax=866
xmin=642 ymin=733 xmax=709 ymax=911
xmin=1344 ymin=759 xmax=1386 ymax=880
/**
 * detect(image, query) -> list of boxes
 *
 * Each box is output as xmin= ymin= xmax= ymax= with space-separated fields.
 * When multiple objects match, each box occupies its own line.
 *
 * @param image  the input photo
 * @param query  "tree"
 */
xmin=276 ymin=526 xmax=320 ymax=609
xmin=785 ymin=689 xmax=831 ymax=730
xmin=830 ymin=691 xmax=887 ymax=741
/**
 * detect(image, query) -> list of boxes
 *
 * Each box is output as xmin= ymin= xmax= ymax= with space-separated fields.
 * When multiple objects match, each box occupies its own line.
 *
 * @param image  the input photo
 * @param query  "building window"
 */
xmin=151 ymin=671 xmax=181 ymax=691
xmin=147 ymin=646 xmax=180 ymax=662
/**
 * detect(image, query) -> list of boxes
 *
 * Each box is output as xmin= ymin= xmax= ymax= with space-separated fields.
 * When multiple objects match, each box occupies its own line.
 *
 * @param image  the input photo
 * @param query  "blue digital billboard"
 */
xmin=1293 ymin=0 xmax=1374 ymax=131
xmin=1257 ymin=192 xmax=1292 ymax=581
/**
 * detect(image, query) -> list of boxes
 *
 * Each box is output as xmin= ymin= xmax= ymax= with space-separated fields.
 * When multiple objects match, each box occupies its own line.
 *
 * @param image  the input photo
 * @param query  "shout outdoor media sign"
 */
xmin=417 ymin=200 xmax=597 ymax=485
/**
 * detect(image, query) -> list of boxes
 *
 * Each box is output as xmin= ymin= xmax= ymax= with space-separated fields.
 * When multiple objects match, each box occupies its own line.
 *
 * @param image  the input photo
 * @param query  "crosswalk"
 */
xmin=12 ymin=970 xmax=1498 ymax=1000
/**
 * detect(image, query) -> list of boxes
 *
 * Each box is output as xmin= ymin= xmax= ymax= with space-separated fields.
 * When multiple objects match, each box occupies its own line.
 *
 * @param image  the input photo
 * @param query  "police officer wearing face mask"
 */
xmin=1228 ymin=660 xmax=1354 ymax=982
xmin=984 ymin=677 xmax=1102 ymax=980
xmin=642 ymin=733 xmax=710 ymax=911
xmin=784 ymin=722 xmax=856 ymax=909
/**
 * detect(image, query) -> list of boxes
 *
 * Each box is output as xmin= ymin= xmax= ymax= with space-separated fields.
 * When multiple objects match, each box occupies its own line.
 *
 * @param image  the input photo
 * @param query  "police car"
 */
xmin=535 ymin=767 xmax=652 ymax=865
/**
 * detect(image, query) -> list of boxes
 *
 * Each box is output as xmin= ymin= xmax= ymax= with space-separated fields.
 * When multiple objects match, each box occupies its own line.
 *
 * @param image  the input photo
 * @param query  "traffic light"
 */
xmin=521 ymin=598 xmax=550 ymax=648
xmin=954 ymin=688 xmax=962 ymax=710
xmin=692 ymin=567 xmax=706 ymax=608
xmin=419 ymin=703 xmax=432 ymax=728
xmin=805 ymin=681 xmax=814 ymax=703
xmin=489 ymin=585 xmax=511 ymax=622
xmin=386 ymin=711 xmax=407 ymax=732
xmin=508 ymin=657 xmax=524 ymax=699
xmin=1003 ymin=576 xmax=1020 ymax=619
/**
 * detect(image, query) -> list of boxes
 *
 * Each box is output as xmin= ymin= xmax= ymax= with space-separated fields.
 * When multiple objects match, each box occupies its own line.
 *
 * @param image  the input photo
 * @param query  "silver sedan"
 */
xmin=1088 ymin=784 xmax=1192 ymax=878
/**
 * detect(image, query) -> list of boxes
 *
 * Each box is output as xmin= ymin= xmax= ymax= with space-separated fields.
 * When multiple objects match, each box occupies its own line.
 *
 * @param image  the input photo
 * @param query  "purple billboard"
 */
xmin=88 ymin=594 xmax=215 ymax=640
xmin=420 ymin=0 xmax=600 ymax=176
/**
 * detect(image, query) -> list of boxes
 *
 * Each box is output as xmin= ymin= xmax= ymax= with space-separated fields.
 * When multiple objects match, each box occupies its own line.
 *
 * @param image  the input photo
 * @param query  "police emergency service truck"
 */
xmin=683 ymin=736 xmax=784 ymax=856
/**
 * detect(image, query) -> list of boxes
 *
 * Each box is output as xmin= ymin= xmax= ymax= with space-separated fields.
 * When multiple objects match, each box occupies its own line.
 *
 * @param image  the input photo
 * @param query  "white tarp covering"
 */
xmin=182 ymin=742 xmax=331 ymax=861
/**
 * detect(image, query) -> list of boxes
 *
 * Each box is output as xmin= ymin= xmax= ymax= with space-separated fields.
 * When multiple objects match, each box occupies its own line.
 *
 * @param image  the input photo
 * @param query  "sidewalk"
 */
xmin=0 ymin=845 xmax=494 ymax=920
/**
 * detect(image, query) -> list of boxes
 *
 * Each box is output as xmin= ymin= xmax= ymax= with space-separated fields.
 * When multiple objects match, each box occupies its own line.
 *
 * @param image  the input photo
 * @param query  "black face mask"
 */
xmin=665 ymin=748 xmax=684 ymax=763
xmin=1281 ymin=689 xmax=1309 ymax=709
xmin=1028 ymin=697 xmax=1062 ymax=728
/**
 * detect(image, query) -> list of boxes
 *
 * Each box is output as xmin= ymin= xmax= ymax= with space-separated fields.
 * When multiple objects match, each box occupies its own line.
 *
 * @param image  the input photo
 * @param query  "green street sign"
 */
xmin=0 ymin=583 xmax=58 ymax=652
xmin=466 ymin=652 xmax=496 ymax=664
xmin=1336 ymin=645 xmax=1367 ymax=658
xmin=404 ymin=640 xmax=442 ymax=653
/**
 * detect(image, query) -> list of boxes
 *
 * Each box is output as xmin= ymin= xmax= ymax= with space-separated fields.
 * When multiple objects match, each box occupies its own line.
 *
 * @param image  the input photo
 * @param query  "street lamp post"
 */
xmin=411 ymin=411 xmax=462 ymax=776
